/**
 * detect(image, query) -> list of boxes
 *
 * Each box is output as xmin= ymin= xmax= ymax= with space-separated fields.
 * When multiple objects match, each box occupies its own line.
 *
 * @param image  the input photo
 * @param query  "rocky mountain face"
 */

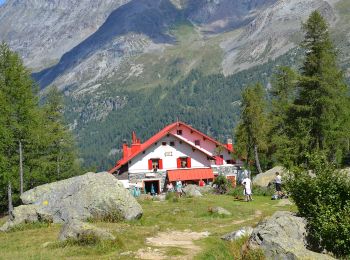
xmin=221 ymin=0 xmax=338 ymax=74
xmin=0 ymin=0 xmax=349 ymax=169
xmin=1 ymin=0 xmax=341 ymax=91
xmin=1 ymin=0 xmax=281 ymax=91
xmin=0 ymin=0 xmax=133 ymax=71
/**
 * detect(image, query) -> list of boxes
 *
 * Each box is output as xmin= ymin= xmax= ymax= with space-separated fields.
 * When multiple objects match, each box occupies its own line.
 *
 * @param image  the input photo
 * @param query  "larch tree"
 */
xmin=268 ymin=66 xmax=298 ymax=166
xmin=288 ymin=11 xmax=350 ymax=165
xmin=0 ymin=42 xmax=40 ymax=210
xmin=0 ymin=44 xmax=81 ymax=212
xmin=41 ymin=86 xmax=79 ymax=181
xmin=235 ymin=83 xmax=268 ymax=174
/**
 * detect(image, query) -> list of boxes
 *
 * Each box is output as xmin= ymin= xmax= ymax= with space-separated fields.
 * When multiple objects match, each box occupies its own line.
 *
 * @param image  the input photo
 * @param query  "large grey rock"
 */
xmin=1 ymin=172 xmax=142 ymax=231
xmin=209 ymin=206 xmax=232 ymax=216
xmin=221 ymin=226 xmax=253 ymax=241
xmin=0 ymin=205 xmax=39 ymax=231
xmin=182 ymin=185 xmax=202 ymax=197
xmin=58 ymin=219 xmax=115 ymax=242
xmin=249 ymin=211 xmax=334 ymax=260
xmin=253 ymin=166 xmax=285 ymax=187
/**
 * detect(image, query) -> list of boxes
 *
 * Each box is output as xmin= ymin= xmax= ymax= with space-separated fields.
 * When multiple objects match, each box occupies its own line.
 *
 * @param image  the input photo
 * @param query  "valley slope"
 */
xmin=0 ymin=0 xmax=349 ymax=169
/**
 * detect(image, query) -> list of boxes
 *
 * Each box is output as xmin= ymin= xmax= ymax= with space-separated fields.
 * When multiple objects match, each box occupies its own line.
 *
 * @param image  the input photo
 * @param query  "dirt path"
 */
xmin=231 ymin=210 xmax=262 ymax=225
xmin=136 ymin=230 xmax=210 ymax=259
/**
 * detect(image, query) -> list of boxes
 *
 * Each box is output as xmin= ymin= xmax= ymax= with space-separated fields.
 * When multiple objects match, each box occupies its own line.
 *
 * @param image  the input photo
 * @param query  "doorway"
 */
xmin=144 ymin=180 xmax=160 ymax=194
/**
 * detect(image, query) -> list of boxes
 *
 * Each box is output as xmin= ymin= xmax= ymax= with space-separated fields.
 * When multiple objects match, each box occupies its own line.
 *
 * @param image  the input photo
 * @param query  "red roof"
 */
xmin=109 ymin=121 xmax=234 ymax=173
xmin=168 ymin=168 xmax=214 ymax=182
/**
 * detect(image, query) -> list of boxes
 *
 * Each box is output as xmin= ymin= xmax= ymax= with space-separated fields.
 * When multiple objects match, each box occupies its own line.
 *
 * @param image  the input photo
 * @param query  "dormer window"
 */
xmin=177 ymin=130 xmax=182 ymax=135
xmin=162 ymin=142 xmax=166 ymax=146
xmin=195 ymin=140 xmax=200 ymax=146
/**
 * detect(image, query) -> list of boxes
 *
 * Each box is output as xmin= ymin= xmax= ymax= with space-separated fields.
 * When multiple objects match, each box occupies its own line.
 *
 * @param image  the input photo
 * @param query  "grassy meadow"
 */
xmin=0 ymin=194 xmax=296 ymax=260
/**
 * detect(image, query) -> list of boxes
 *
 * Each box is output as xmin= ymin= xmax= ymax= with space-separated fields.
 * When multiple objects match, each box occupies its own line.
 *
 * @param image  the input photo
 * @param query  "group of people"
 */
xmin=241 ymin=171 xmax=283 ymax=202
xmin=166 ymin=180 xmax=183 ymax=197
xmin=132 ymin=171 xmax=283 ymax=200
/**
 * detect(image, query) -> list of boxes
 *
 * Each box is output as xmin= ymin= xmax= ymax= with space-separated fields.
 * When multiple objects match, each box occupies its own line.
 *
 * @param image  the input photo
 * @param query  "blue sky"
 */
xmin=0 ymin=0 xmax=5 ymax=5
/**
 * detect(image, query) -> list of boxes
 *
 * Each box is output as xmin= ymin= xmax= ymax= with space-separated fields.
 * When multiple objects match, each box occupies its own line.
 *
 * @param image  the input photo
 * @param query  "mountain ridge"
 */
xmin=1 ymin=0 xmax=349 ymax=169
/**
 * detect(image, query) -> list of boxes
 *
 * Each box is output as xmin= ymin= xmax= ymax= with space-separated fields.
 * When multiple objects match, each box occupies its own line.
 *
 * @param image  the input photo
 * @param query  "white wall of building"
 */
xmin=129 ymin=136 xmax=211 ymax=173
xmin=169 ymin=125 xmax=233 ymax=163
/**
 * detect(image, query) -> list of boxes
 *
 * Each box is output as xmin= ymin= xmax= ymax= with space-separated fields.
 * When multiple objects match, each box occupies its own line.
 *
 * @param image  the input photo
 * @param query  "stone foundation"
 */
xmin=129 ymin=171 xmax=167 ymax=192
xmin=212 ymin=165 xmax=246 ymax=184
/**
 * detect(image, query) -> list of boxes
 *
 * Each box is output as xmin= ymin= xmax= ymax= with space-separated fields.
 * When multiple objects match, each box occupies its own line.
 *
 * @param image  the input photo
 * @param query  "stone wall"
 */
xmin=129 ymin=170 xmax=167 ymax=191
xmin=212 ymin=165 xmax=246 ymax=184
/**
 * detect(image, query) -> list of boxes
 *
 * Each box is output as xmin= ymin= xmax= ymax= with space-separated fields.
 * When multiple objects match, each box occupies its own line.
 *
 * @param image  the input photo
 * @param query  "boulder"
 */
xmin=221 ymin=226 xmax=253 ymax=241
xmin=209 ymin=206 xmax=232 ymax=216
xmin=253 ymin=166 xmax=285 ymax=187
xmin=0 ymin=205 xmax=39 ymax=231
xmin=248 ymin=211 xmax=334 ymax=259
xmin=59 ymin=219 xmax=115 ymax=241
xmin=182 ymin=185 xmax=202 ymax=197
xmin=152 ymin=194 xmax=166 ymax=201
xmin=198 ymin=185 xmax=214 ymax=194
xmin=1 ymin=172 xmax=142 ymax=231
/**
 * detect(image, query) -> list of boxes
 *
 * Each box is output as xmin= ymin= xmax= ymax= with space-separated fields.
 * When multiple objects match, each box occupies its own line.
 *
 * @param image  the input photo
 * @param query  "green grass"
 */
xmin=0 ymin=195 xmax=296 ymax=260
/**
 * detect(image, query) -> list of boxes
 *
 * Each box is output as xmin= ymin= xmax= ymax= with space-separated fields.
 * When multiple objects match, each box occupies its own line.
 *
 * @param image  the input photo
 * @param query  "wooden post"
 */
xmin=19 ymin=140 xmax=24 ymax=195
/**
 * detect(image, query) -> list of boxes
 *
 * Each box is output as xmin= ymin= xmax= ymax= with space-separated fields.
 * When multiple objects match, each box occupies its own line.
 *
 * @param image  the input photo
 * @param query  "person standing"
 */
xmin=242 ymin=175 xmax=252 ymax=202
xmin=166 ymin=181 xmax=174 ymax=192
xmin=175 ymin=180 xmax=183 ymax=197
xmin=275 ymin=172 xmax=282 ymax=198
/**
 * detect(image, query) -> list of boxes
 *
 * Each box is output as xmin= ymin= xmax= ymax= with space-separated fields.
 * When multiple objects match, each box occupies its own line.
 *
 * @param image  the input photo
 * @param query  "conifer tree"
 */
xmin=268 ymin=66 xmax=298 ymax=165
xmin=235 ymin=83 xmax=268 ymax=173
xmin=0 ymin=42 xmax=40 ymax=210
xmin=41 ymin=86 xmax=79 ymax=181
xmin=0 ymin=44 xmax=80 ymax=212
xmin=288 ymin=11 xmax=350 ymax=165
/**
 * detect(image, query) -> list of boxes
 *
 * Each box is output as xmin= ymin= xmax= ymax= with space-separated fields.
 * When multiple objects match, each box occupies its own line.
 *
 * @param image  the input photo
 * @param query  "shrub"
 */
xmin=251 ymin=185 xmax=275 ymax=197
xmin=285 ymin=154 xmax=350 ymax=257
xmin=213 ymin=175 xmax=229 ymax=194
xmin=227 ymin=186 xmax=244 ymax=197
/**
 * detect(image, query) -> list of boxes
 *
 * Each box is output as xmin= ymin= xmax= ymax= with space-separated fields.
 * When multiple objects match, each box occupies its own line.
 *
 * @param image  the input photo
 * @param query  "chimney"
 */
xmin=122 ymin=140 xmax=129 ymax=160
xmin=131 ymin=131 xmax=141 ymax=154
xmin=226 ymin=138 xmax=233 ymax=151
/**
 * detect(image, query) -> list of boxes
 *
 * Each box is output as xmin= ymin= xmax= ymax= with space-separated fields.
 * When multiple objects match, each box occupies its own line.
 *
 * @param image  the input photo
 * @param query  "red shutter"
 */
xmin=187 ymin=157 xmax=191 ymax=168
xmin=177 ymin=158 xmax=181 ymax=168
xmin=159 ymin=159 xmax=163 ymax=170
xmin=148 ymin=159 xmax=153 ymax=170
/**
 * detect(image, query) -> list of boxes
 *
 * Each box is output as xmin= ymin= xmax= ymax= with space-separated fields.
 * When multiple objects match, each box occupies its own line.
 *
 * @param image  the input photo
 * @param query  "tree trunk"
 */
xmin=57 ymin=155 xmax=60 ymax=177
xmin=19 ymin=140 xmax=24 ymax=195
xmin=8 ymin=182 xmax=14 ymax=219
xmin=254 ymin=144 xmax=263 ymax=174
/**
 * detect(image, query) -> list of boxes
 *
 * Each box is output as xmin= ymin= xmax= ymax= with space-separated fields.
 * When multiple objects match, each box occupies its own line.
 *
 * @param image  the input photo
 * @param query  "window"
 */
xmin=170 ymin=141 xmax=175 ymax=146
xmin=148 ymin=158 xmax=163 ymax=171
xmin=177 ymin=157 xmax=191 ymax=168
xmin=194 ymin=140 xmax=200 ymax=146
xmin=177 ymin=130 xmax=182 ymax=135
xmin=162 ymin=141 xmax=166 ymax=146
xmin=226 ymin=160 xmax=235 ymax=164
